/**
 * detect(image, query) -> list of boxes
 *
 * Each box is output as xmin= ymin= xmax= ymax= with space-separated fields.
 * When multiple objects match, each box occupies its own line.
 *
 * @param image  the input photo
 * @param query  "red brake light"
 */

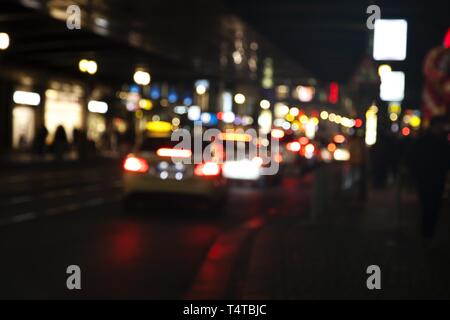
xmin=194 ymin=162 xmax=220 ymax=177
xmin=123 ymin=156 xmax=149 ymax=173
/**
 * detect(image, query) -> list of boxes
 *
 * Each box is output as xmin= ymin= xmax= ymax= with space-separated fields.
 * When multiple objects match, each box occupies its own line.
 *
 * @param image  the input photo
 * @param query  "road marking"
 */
xmin=42 ymin=189 xmax=76 ymax=198
xmin=85 ymin=198 xmax=105 ymax=207
xmin=45 ymin=204 xmax=81 ymax=216
xmin=8 ymin=195 xmax=33 ymax=205
xmin=84 ymin=185 xmax=101 ymax=192
xmin=10 ymin=212 xmax=37 ymax=224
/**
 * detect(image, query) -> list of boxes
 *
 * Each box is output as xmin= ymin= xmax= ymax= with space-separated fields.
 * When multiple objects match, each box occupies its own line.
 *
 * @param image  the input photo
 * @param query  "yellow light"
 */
xmin=368 ymin=105 xmax=379 ymax=113
xmin=410 ymin=115 xmax=421 ymax=128
xmin=234 ymin=93 xmax=246 ymax=105
xmin=328 ymin=113 xmax=336 ymax=122
xmin=286 ymin=114 xmax=295 ymax=122
xmin=311 ymin=117 xmax=319 ymax=125
xmin=135 ymin=110 xmax=143 ymax=119
xmin=299 ymin=115 xmax=308 ymax=124
xmin=219 ymin=132 xmax=252 ymax=142
xmin=146 ymin=121 xmax=172 ymax=133
xmin=320 ymin=111 xmax=329 ymax=120
xmin=78 ymin=59 xmax=89 ymax=72
xmin=172 ymin=117 xmax=180 ymax=126
xmin=389 ymin=113 xmax=398 ymax=122
xmin=335 ymin=115 xmax=342 ymax=124
xmin=378 ymin=64 xmax=392 ymax=78
xmin=0 ymin=32 xmax=10 ymax=50
xmin=388 ymin=102 xmax=401 ymax=114
xmin=139 ymin=99 xmax=153 ymax=110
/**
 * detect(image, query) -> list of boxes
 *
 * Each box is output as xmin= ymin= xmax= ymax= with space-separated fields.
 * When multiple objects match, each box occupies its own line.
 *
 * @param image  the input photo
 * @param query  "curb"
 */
xmin=185 ymin=216 xmax=265 ymax=299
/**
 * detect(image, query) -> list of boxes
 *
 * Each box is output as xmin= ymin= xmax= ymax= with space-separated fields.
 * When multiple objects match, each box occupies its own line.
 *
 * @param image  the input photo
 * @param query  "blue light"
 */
xmin=183 ymin=97 xmax=193 ymax=106
xmin=168 ymin=91 xmax=178 ymax=103
xmin=129 ymin=85 xmax=140 ymax=93
xmin=150 ymin=87 xmax=161 ymax=100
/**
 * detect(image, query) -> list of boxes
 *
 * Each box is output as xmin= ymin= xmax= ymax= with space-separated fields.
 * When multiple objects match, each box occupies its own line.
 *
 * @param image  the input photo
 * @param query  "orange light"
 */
xmin=218 ymin=132 xmax=252 ymax=142
xmin=286 ymin=141 xmax=301 ymax=152
xmin=299 ymin=137 xmax=309 ymax=145
xmin=274 ymin=153 xmax=283 ymax=163
xmin=333 ymin=134 xmax=346 ymax=144
xmin=123 ymin=156 xmax=149 ymax=173
xmin=327 ymin=143 xmax=337 ymax=152
xmin=194 ymin=161 xmax=221 ymax=177
xmin=156 ymin=148 xmax=192 ymax=158
xmin=271 ymin=129 xmax=285 ymax=139
xmin=402 ymin=127 xmax=411 ymax=136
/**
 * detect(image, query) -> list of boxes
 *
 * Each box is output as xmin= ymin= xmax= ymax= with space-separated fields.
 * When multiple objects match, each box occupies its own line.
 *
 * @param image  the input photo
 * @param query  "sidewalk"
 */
xmin=241 ymin=165 xmax=450 ymax=299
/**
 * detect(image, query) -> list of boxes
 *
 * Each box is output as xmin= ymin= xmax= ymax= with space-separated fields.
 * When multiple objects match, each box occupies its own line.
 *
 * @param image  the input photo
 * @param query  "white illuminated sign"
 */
xmin=373 ymin=19 xmax=408 ymax=61
xmin=380 ymin=71 xmax=405 ymax=102
xmin=88 ymin=100 xmax=108 ymax=114
xmin=13 ymin=91 xmax=41 ymax=106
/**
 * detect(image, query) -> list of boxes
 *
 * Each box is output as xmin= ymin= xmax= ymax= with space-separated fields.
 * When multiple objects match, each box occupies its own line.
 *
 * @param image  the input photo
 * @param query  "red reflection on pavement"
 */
xmin=111 ymin=223 xmax=142 ymax=264
xmin=246 ymin=216 xmax=264 ymax=229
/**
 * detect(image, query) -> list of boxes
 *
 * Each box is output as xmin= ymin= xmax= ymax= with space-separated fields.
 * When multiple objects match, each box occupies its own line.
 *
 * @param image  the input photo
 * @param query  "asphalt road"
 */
xmin=0 ymin=162 xmax=310 ymax=299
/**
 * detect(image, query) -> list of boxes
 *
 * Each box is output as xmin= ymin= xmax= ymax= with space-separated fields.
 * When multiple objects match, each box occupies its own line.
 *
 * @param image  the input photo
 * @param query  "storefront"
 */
xmin=11 ymin=90 xmax=41 ymax=150
xmin=44 ymin=85 xmax=84 ymax=143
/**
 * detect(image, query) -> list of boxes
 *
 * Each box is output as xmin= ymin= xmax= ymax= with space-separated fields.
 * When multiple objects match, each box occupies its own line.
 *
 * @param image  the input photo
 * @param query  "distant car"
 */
xmin=122 ymin=136 xmax=228 ymax=213
xmin=218 ymin=133 xmax=284 ymax=187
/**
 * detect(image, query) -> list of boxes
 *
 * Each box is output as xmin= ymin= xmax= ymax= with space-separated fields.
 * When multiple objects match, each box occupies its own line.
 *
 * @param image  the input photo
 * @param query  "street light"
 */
xmin=86 ymin=60 xmax=98 ymax=75
xmin=0 ymin=32 xmax=10 ymax=50
xmin=234 ymin=93 xmax=246 ymax=105
xmin=79 ymin=59 xmax=98 ymax=75
xmin=133 ymin=70 xmax=151 ymax=86
xmin=260 ymin=99 xmax=270 ymax=110
xmin=195 ymin=84 xmax=207 ymax=95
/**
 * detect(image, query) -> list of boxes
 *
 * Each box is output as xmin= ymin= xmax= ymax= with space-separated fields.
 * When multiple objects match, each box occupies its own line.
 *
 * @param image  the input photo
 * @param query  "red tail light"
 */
xmin=194 ymin=161 xmax=220 ymax=177
xmin=123 ymin=156 xmax=149 ymax=173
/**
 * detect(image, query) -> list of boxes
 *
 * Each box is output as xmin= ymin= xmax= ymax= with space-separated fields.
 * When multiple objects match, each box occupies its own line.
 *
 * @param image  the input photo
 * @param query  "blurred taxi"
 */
xmin=122 ymin=130 xmax=228 ymax=212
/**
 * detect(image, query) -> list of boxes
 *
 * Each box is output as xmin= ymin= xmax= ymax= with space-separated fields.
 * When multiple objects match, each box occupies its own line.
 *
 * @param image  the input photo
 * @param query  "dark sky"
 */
xmin=226 ymin=0 xmax=449 ymax=106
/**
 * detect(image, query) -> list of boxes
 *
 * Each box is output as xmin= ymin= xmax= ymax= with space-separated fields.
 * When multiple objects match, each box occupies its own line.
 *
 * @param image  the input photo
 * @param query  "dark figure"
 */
xmin=53 ymin=125 xmax=69 ymax=161
xmin=410 ymin=117 xmax=449 ymax=238
xmin=349 ymin=132 xmax=367 ymax=202
xmin=34 ymin=125 xmax=48 ymax=156
xmin=73 ymin=129 xmax=88 ymax=160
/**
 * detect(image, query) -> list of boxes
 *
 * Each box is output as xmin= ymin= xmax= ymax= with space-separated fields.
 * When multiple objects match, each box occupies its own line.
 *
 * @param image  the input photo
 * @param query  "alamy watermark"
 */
xmin=66 ymin=5 xmax=81 ymax=30
xmin=366 ymin=265 xmax=381 ymax=290
xmin=366 ymin=5 xmax=381 ymax=30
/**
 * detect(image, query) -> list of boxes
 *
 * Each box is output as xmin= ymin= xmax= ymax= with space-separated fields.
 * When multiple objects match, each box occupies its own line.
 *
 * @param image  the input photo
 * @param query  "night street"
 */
xmin=0 ymin=0 xmax=449 ymax=303
xmin=0 ymin=161 xmax=311 ymax=299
